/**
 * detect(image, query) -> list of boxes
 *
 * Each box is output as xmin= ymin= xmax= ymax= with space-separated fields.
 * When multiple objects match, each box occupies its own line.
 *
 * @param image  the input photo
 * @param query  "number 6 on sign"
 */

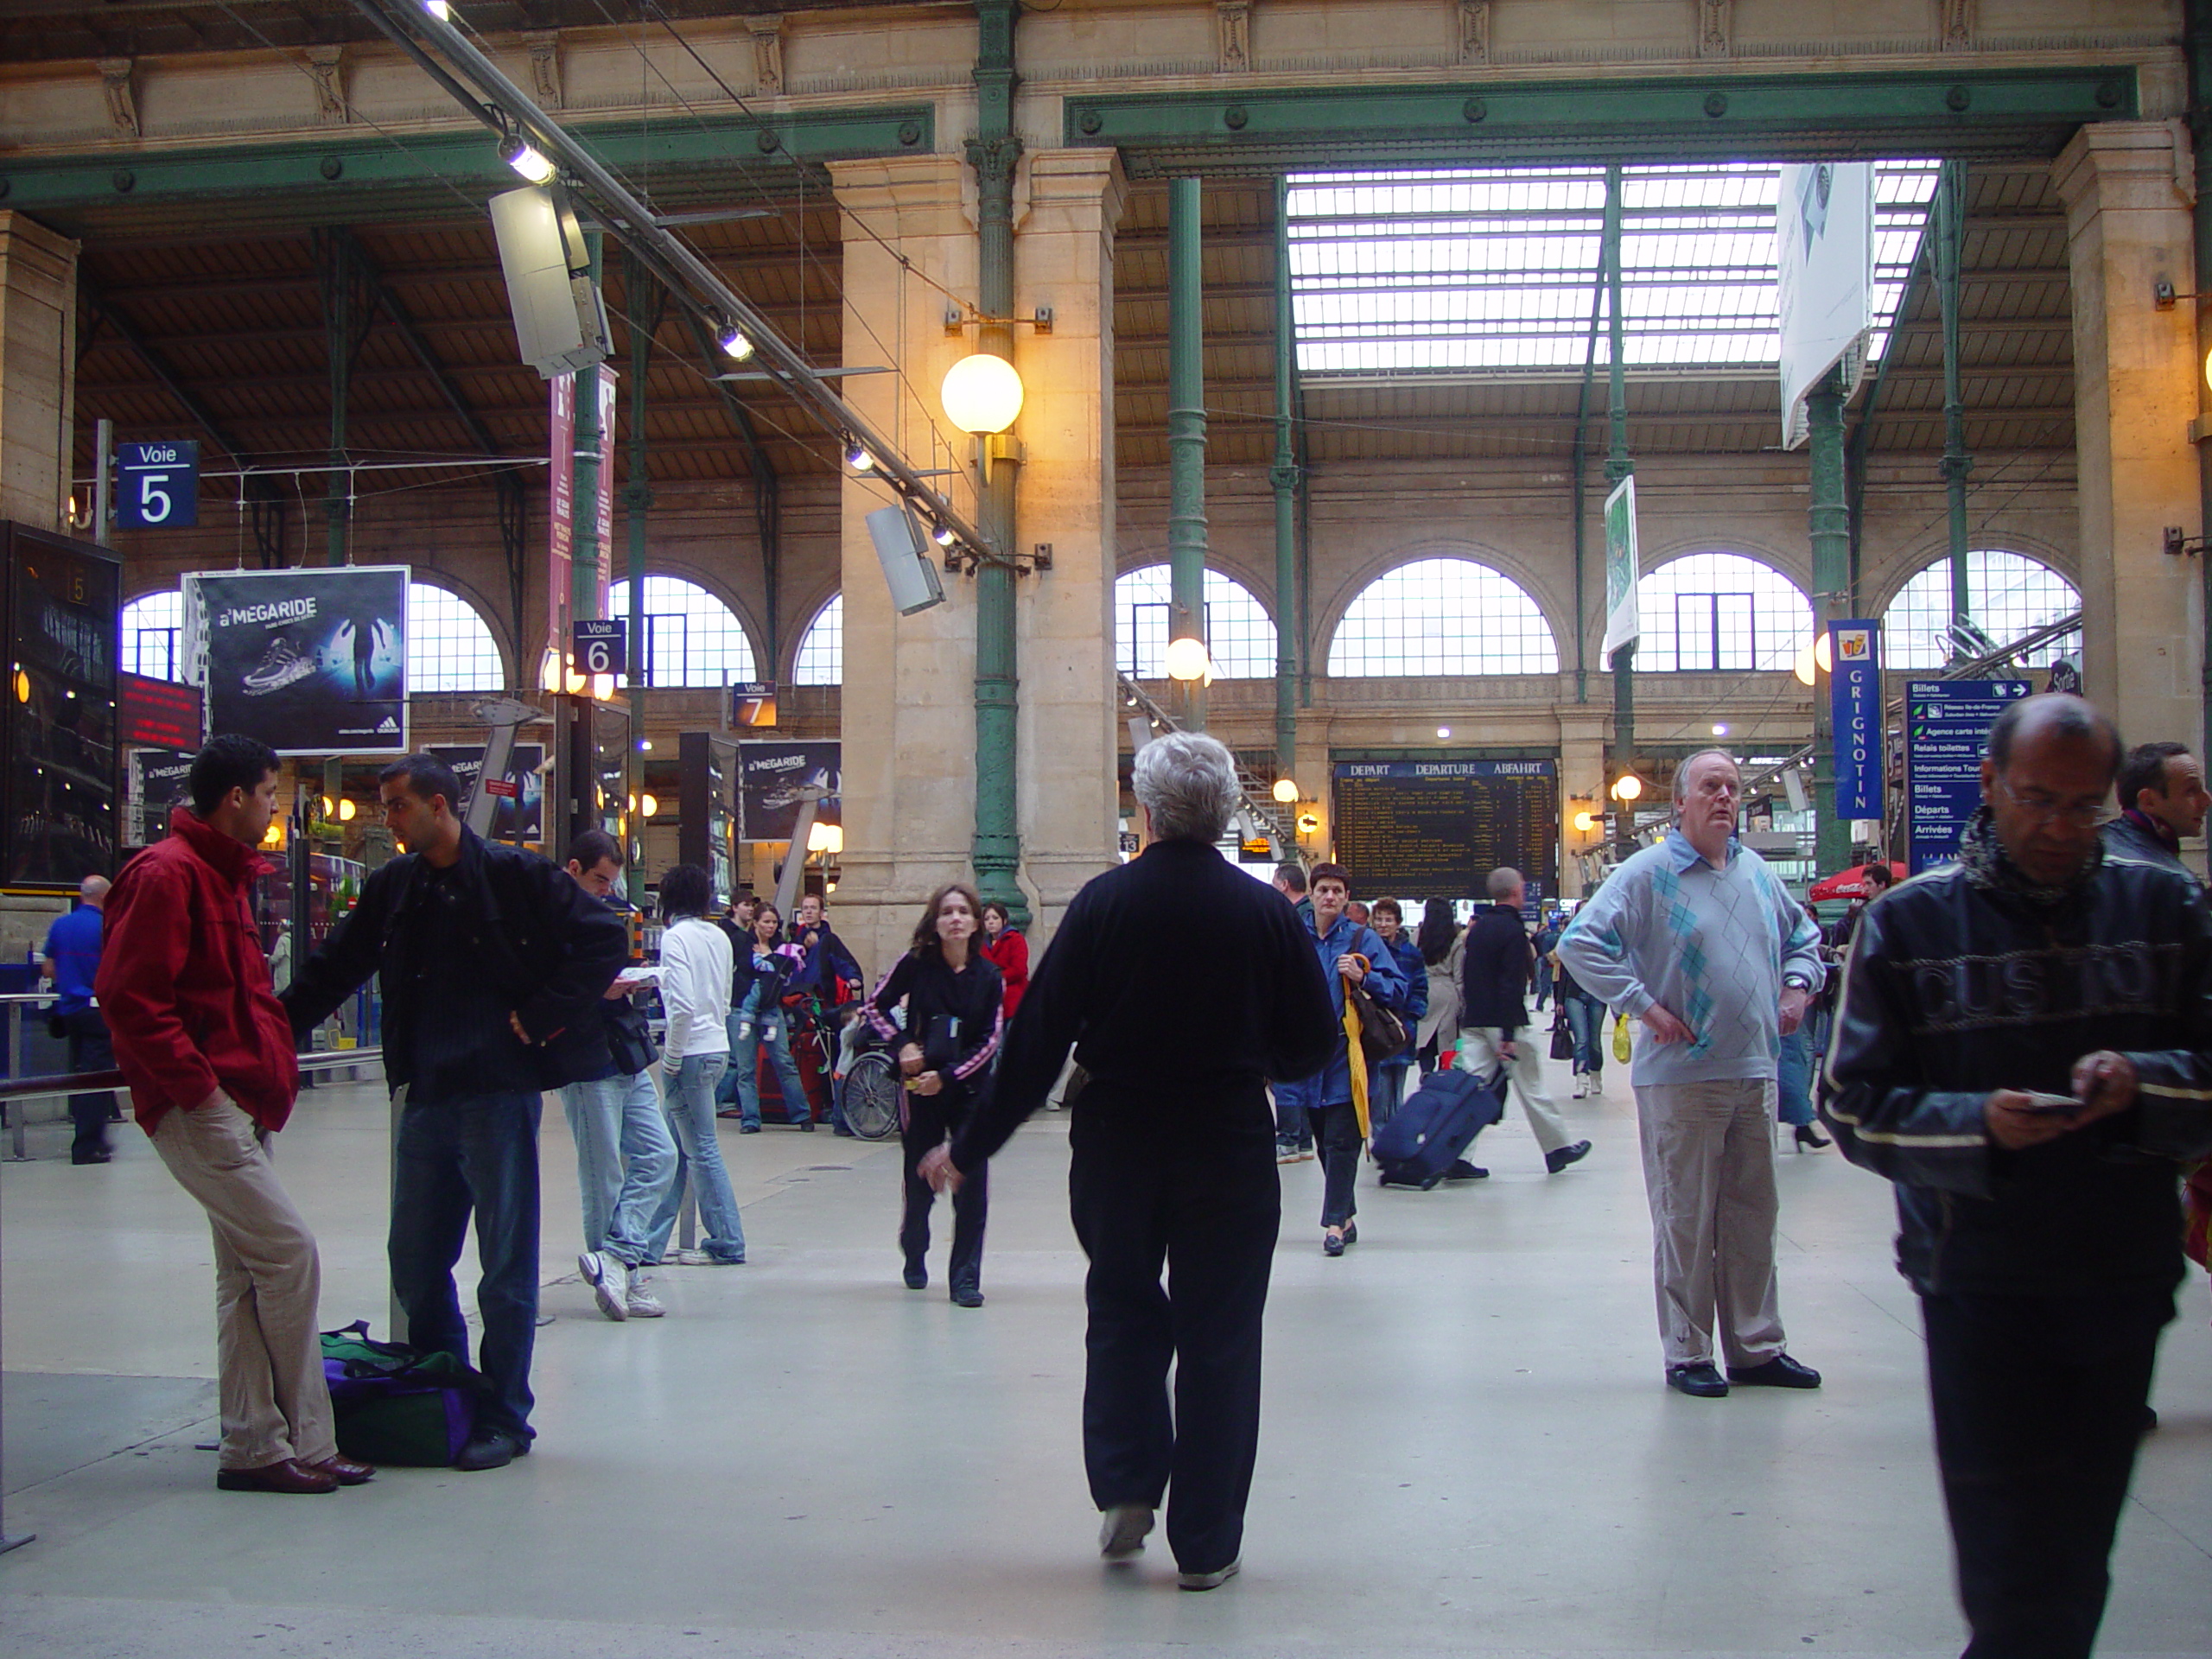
xmin=572 ymin=619 xmax=626 ymax=679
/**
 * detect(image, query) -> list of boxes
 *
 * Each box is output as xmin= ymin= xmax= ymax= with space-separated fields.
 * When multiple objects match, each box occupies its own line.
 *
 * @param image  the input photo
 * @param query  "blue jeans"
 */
xmin=1776 ymin=1024 xmax=1815 ymax=1127
xmin=1563 ymin=994 xmax=1606 ymax=1076
xmin=645 ymin=1054 xmax=746 ymax=1263
xmin=560 ymin=1068 xmax=677 ymax=1266
xmin=389 ymin=1089 xmax=542 ymax=1441
xmin=1371 ymin=1061 xmax=1409 ymax=1131
xmin=730 ymin=1006 xmax=811 ymax=1128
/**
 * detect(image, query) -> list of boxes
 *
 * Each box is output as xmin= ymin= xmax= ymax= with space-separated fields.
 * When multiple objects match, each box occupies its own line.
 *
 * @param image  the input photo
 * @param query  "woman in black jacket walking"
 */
xmin=866 ymin=882 xmax=1004 ymax=1306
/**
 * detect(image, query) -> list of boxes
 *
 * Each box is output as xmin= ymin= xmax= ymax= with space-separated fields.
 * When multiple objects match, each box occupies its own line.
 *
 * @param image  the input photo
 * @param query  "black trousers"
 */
xmin=63 ymin=1008 xmax=116 ymax=1160
xmin=900 ymin=1090 xmax=988 ymax=1291
xmin=1070 ymin=1104 xmax=1279 ymax=1576
xmin=1921 ymin=1286 xmax=2174 ymax=1659
xmin=1306 ymin=1099 xmax=1363 ymax=1228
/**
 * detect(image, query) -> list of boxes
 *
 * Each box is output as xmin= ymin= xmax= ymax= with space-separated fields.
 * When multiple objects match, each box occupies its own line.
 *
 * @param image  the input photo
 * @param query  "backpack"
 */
xmin=321 ymin=1320 xmax=486 ymax=1466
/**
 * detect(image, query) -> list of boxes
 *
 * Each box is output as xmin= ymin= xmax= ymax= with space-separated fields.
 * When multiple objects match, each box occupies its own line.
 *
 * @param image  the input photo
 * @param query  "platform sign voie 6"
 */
xmin=115 ymin=441 xmax=200 ymax=529
xmin=572 ymin=619 xmax=626 ymax=677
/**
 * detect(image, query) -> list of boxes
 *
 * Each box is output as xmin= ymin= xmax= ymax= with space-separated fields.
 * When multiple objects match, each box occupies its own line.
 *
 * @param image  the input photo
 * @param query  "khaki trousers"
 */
xmin=1632 ymin=1078 xmax=1786 ymax=1370
xmin=151 ymin=1097 xmax=336 ymax=1469
xmin=1457 ymin=1020 xmax=1571 ymax=1154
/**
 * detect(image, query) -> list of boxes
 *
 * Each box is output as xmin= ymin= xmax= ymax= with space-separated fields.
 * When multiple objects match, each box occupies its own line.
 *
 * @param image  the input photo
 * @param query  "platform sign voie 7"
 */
xmin=115 ymin=442 xmax=200 ymax=530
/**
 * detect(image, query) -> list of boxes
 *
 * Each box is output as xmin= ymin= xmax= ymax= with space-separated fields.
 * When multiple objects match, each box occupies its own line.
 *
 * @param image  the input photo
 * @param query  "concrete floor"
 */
xmin=2 ymin=1059 xmax=2207 ymax=1659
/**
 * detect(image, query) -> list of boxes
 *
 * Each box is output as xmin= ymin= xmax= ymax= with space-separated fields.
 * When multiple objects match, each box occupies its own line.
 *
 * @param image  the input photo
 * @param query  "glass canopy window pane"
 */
xmin=607 ymin=575 xmax=758 ymax=688
xmin=406 ymin=582 xmax=504 ymax=693
xmin=1286 ymin=161 xmax=1939 ymax=375
xmin=1326 ymin=558 xmax=1558 ymax=677
xmin=793 ymin=594 xmax=843 ymax=686
xmin=1881 ymin=550 xmax=2081 ymax=669
xmin=122 ymin=590 xmax=184 ymax=682
xmin=1114 ymin=565 xmax=1278 ymax=678
xmin=1636 ymin=554 xmax=1810 ymax=672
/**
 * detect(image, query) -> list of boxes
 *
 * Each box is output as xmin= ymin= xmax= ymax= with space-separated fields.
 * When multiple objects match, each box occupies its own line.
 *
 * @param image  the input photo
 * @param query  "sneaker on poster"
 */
xmin=242 ymin=638 xmax=315 ymax=696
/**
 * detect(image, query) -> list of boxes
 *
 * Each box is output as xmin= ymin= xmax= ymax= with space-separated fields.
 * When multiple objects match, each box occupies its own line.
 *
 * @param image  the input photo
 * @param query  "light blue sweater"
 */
xmin=1555 ymin=830 xmax=1824 ymax=1089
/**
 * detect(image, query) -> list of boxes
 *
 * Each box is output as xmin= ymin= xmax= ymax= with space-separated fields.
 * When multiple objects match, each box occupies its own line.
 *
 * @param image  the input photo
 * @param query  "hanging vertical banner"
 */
xmin=1828 ymin=620 xmax=1884 ymax=819
xmin=1600 ymin=474 xmax=1640 ymax=661
xmin=186 ymin=565 xmax=409 ymax=754
xmin=1777 ymin=162 xmax=1874 ymax=448
xmin=590 ymin=365 xmax=616 ymax=618
xmin=548 ymin=372 xmax=575 ymax=663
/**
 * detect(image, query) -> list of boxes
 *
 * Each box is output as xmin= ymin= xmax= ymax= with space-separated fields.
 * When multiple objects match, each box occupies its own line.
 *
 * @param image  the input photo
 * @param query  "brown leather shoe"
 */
xmin=307 ymin=1454 xmax=376 ymax=1485
xmin=215 ymin=1458 xmax=340 ymax=1494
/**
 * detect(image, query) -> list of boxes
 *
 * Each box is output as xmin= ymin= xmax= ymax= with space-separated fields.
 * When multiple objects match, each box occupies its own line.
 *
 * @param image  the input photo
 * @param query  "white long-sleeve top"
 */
xmin=658 ymin=916 xmax=733 ymax=1064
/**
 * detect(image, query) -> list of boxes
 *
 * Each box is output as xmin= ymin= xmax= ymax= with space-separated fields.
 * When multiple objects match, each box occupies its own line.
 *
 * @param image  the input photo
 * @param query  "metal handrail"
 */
xmin=0 ymin=1047 xmax=383 ymax=1103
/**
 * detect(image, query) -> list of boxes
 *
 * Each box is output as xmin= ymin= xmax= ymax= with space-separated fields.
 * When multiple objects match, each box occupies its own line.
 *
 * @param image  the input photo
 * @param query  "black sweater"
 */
xmin=868 ymin=950 xmax=1005 ymax=1097
xmin=948 ymin=839 xmax=1337 ymax=1171
xmin=1461 ymin=902 xmax=1535 ymax=1036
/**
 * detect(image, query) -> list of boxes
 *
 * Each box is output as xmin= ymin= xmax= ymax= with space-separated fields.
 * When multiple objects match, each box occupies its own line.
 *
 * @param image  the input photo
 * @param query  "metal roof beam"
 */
xmin=338 ymin=227 xmax=504 ymax=458
xmin=76 ymin=282 xmax=255 ymax=467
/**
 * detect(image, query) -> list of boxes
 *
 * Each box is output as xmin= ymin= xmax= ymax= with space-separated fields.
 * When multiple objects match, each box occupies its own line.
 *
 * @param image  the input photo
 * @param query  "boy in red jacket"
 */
xmin=99 ymin=735 xmax=372 ymax=1496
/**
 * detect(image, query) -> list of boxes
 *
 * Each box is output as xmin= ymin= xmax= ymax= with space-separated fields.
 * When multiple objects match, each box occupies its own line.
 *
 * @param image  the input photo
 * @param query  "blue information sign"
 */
xmin=571 ymin=618 xmax=626 ymax=677
xmin=1906 ymin=679 xmax=2031 ymax=874
xmin=1828 ymin=620 xmax=1884 ymax=820
xmin=114 ymin=441 xmax=200 ymax=529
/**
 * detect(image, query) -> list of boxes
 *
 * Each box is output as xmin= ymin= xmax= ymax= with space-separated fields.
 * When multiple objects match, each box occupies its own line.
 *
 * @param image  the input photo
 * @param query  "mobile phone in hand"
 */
xmin=2012 ymin=1090 xmax=2085 ymax=1116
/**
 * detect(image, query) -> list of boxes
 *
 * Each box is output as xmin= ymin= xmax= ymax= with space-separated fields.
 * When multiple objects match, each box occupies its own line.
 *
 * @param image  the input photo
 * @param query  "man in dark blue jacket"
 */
xmin=1823 ymin=695 xmax=2212 ymax=1659
xmin=1460 ymin=868 xmax=1591 ymax=1174
xmin=284 ymin=754 xmax=628 ymax=1471
xmin=1273 ymin=861 xmax=1406 ymax=1255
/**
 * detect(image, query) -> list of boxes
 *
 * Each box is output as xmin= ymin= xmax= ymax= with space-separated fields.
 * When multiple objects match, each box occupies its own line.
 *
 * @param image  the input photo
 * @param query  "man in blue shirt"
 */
xmin=41 ymin=874 xmax=118 ymax=1165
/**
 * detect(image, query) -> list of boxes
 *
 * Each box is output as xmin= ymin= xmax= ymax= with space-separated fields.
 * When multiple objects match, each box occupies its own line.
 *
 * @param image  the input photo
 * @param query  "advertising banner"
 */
xmin=428 ymin=744 xmax=545 ymax=844
xmin=1777 ymin=162 xmax=1873 ymax=448
xmin=1600 ymin=474 xmax=1639 ymax=662
xmin=187 ymin=565 xmax=408 ymax=755
xmin=131 ymin=748 xmax=195 ymax=845
xmin=737 ymin=740 xmax=841 ymax=842
xmin=590 ymin=365 xmax=615 ymax=616
xmin=1906 ymin=679 xmax=2031 ymax=874
xmin=549 ymin=372 xmax=575 ymax=657
xmin=1827 ymin=620 xmax=1884 ymax=820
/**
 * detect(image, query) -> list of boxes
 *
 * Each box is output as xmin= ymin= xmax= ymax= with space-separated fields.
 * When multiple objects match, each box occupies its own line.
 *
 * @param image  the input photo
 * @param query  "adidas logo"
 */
xmin=376 ymin=716 xmax=398 ymax=734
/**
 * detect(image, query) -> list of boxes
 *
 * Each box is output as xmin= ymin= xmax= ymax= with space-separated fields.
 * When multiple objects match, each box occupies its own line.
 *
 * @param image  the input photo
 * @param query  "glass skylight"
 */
xmin=1287 ymin=162 xmax=1941 ymax=376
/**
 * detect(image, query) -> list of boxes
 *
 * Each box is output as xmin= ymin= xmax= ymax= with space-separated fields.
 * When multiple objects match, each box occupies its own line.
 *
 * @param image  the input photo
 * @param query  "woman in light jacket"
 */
xmin=1413 ymin=899 xmax=1464 ymax=1073
xmin=643 ymin=864 xmax=747 ymax=1265
xmin=729 ymin=901 xmax=817 ymax=1131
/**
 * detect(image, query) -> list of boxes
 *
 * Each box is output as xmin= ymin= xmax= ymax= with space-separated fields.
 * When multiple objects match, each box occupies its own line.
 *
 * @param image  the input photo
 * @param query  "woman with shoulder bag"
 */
xmin=1366 ymin=898 xmax=1427 ymax=1129
xmin=641 ymin=865 xmax=747 ymax=1266
xmin=1412 ymin=899 xmax=1462 ymax=1073
xmin=729 ymin=902 xmax=817 ymax=1132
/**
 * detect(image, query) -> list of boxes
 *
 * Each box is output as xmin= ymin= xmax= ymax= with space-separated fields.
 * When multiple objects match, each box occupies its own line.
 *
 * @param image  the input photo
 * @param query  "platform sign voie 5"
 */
xmin=572 ymin=619 xmax=626 ymax=677
xmin=115 ymin=442 xmax=200 ymax=530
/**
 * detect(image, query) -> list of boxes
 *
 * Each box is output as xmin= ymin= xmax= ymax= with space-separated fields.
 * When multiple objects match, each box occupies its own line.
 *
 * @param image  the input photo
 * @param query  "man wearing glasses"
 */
xmin=1822 ymin=693 xmax=2212 ymax=1659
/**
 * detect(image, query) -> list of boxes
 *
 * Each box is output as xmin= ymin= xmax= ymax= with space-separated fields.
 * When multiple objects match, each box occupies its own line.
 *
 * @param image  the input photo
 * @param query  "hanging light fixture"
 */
xmin=499 ymin=133 xmax=556 ymax=185
xmin=718 ymin=324 xmax=754 ymax=362
xmin=1163 ymin=637 xmax=1212 ymax=683
xmin=1610 ymin=772 xmax=1645 ymax=802
xmin=845 ymin=442 xmax=876 ymax=474
xmin=1271 ymin=777 xmax=1300 ymax=804
xmin=939 ymin=353 xmax=1026 ymax=435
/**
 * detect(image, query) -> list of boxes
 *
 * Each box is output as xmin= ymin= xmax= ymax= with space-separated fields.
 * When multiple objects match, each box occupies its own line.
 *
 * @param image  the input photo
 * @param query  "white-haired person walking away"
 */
xmin=918 ymin=732 xmax=1334 ymax=1590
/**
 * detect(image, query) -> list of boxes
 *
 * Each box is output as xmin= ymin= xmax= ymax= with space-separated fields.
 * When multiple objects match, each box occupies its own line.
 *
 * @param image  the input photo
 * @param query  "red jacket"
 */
xmin=979 ymin=928 xmax=1028 ymax=1022
xmin=98 ymin=806 xmax=299 ymax=1135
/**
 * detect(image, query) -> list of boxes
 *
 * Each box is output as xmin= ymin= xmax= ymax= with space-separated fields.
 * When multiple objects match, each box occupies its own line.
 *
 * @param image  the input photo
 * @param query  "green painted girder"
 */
xmin=1065 ymin=67 xmax=2137 ymax=171
xmin=0 ymin=105 xmax=932 ymax=215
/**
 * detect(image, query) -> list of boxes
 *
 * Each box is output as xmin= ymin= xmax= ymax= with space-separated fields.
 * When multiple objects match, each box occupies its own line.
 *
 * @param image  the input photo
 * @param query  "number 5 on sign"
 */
xmin=572 ymin=619 xmax=626 ymax=677
xmin=115 ymin=441 xmax=200 ymax=530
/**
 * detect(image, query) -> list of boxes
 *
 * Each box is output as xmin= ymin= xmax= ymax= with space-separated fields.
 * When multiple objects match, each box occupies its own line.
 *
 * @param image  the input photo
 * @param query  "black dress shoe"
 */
xmin=72 ymin=1147 xmax=113 ymax=1165
xmin=1728 ymin=1354 xmax=1821 ymax=1389
xmin=1321 ymin=1231 xmax=1345 ymax=1257
xmin=307 ymin=1453 xmax=376 ymax=1485
xmin=1443 ymin=1160 xmax=1489 ymax=1181
xmin=1793 ymin=1124 xmax=1832 ymax=1151
xmin=1544 ymin=1140 xmax=1592 ymax=1174
xmin=950 ymin=1284 xmax=984 ymax=1308
xmin=1340 ymin=1221 xmax=1357 ymax=1245
xmin=798 ymin=1119 xmax=815 ymax=1132
xmin=217 ymin=1457 xmax=338 ymax=1494
xmin=1666 ymin=1363 xmax=1730 ymax=1398
xmin=903 ymin=1259 xmax=927 ymax=1290
xmin=453 ymin=1429 xmax=532 ymax=1471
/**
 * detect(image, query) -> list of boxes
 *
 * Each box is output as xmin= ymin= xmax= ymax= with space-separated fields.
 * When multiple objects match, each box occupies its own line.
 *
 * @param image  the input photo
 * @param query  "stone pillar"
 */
xmin=0 ymin=213 xmax=80 ymax=531
xmin=1557 ymin=715 xmax=1608 ymax=899
xmin=2052 ymin=124 xmax=2206 ymax=754
xmin=828 ymin=150 xmax=1122 ymax=971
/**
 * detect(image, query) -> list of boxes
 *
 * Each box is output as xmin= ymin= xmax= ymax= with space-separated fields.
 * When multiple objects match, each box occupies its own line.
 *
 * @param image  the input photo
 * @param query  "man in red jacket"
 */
xmin=98 ymin=734 xmax=372 ymax=1496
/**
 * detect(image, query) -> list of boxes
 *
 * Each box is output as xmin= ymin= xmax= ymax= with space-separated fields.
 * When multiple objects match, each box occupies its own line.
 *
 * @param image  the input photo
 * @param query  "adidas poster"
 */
xmin=187 ymin=566 xmax=409 ymax=755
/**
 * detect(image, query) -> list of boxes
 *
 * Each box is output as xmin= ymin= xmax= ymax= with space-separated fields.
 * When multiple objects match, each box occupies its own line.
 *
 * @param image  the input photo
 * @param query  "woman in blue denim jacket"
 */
xmin=1366 ymin=898 xmax=1429 ymax=1132
xmin=727 ymin=902 xmax=817 ymax=1131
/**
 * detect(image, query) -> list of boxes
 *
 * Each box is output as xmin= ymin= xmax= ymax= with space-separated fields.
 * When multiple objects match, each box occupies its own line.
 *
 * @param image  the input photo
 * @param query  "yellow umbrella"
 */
xmin=1341 ymin=957 xmax=1370 ymax=1141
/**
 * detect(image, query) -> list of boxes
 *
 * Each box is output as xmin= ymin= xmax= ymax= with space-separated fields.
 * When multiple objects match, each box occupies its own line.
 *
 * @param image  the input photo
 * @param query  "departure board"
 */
xmin=1331 ymin=760 xmax=1558 ymax=899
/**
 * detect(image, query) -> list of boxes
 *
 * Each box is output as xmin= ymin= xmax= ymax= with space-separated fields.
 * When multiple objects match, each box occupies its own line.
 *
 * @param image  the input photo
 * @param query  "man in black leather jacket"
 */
xmin=1821 ymin=694 xmax=2212 ymax=1659
xmin=285 ymin=754 xmax=628 ymax=1471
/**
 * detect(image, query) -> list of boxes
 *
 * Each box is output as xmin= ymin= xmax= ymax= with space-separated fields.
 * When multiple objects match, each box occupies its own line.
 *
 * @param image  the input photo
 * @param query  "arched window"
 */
xmin=1881 ymin=550 xmax=2081 ymax=669
xmin=793 ymin=594 xmax=842 ymax=686
xmin=1115 ymin=565 xmax=1278 ymax=678
xmin=407 ymin=582 xmax=505 ymax=693
xmin=607 ymin=575 xmax=759 ymax=688
xmin=1326 ymin=557 xmax=1558 ymax=676
xmin=122 ymin=590 xmax=184 ymax=682
xmin=1634 ymin=553 xmax=1812 ymax=672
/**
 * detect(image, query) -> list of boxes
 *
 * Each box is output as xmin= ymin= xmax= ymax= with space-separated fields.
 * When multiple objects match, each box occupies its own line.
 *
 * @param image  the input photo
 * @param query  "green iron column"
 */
xmin=1808 ymin=366 xmax=1855 ymax=874
xmin=322 ymin=231 xmax=350 ymax=566
xmin=570 ymin=232 xmax=606 ymax=627
xmin=1603 ymin=163 xmax=1637 ymax=849
xmin=969 ymin=0 xmax=1025 ymax=925
xmin=1936 ymin=158 xmax=1974 ymax=656
xmin=1270 ymin=176 xmax=1298 ymax=783
xmin=1167 ymin=175 xmax=1209 ymax=731
xmin=623 ymin=251 xmax=654 ymax=901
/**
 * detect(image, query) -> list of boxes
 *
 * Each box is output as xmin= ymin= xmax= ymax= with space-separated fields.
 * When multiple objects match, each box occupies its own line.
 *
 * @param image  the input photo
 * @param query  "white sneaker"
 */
xmin=1572 ymin=1071 xmax=1588 ymax=1099
xmin=669 ymin=1248 xmax=715 ymax=1266
xmin=578 ymin=1250 xmax=629 ymax=1322
xmin=1179 ymin=1559 xmax=1241 ymax=1591
xmin=1587 ymin=1073 xmax=1604 ymax=1097
xmin=625 ymin=1273 xmax=666 ymax=1319
xmin=1098 ymin=1503 xmax=1154 ymax=1562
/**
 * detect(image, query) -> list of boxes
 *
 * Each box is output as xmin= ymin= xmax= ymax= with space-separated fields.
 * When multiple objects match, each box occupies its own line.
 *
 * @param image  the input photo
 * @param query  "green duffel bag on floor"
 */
xmin=320 ymin=1321 xmax=486 ymax=1466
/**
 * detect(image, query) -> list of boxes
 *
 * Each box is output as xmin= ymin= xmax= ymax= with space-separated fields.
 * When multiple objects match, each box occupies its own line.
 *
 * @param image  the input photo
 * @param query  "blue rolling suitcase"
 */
xmin=1370 ymin=1068 xmax=1506 ymax=1190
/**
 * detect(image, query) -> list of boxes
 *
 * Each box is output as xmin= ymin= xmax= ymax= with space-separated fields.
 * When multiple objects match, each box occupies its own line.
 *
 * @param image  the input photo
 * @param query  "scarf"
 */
xmin=2120 ymin=806 xmax=2182 ymax=854
xmin=1955 ymin=804 xmax=2101 ymax=910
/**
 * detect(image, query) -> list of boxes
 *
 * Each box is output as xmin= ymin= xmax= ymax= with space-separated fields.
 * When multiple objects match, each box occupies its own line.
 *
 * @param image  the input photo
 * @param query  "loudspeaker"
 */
xmin=868 ymin=504 xmax=946 ymax=616
xmin=489 ymin=184 xmax=613 ymax=378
